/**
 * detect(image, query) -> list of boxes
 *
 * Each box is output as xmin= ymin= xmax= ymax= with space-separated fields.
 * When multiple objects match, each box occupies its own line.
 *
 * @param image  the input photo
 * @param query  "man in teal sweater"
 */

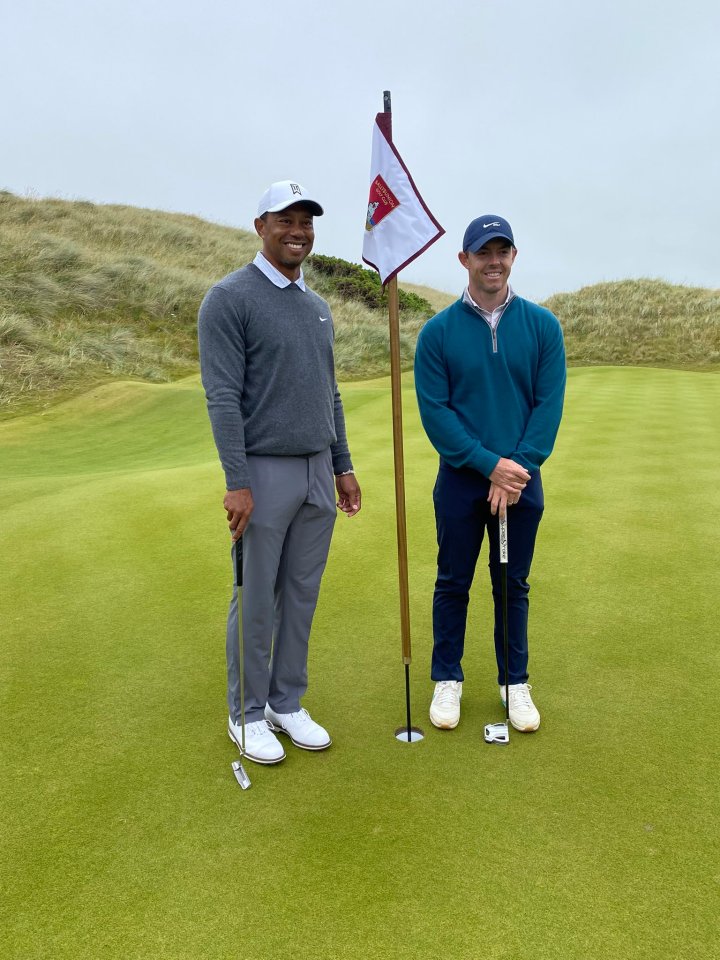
xmin=414 ymin=215 xmax=565 ymax=733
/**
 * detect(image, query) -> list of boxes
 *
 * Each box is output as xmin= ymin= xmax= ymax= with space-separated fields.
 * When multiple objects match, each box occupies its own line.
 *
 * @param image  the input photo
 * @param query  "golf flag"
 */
xmin=362 ymin=112 xmax=444 ymax=285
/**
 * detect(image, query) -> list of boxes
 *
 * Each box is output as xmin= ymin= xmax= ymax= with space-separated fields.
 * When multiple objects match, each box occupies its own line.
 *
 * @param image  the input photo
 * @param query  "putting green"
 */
xmin=2 ymin=368 xmax=718 ymax=960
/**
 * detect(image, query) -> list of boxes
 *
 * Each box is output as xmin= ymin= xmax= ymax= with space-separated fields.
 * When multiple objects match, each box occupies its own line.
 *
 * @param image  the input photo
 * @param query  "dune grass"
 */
xmin=546 ymin=279 xmax=720 ymax=369
xmin=399 ymin=280 xmax=455 ymax=314
xmin=2 ymin=192 xmax=719 ymax=419
xmin=0 ymin=191 xmax=258 ymax=414
xmin=2 ymin=368 xmax=719 ymax=960
xmin=0 ymin=193 xmax=431 ymax=415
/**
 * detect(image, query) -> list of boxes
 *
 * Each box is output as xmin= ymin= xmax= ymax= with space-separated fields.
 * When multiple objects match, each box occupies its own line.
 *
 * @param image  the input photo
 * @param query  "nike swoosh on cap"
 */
xmin=483 ymin=222 xmax=501 ymax=228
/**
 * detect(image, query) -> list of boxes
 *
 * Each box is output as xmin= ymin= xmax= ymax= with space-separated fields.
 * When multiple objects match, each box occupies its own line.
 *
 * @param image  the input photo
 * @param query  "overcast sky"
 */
xmin=2 ymin=0 xmax=718 ymax=301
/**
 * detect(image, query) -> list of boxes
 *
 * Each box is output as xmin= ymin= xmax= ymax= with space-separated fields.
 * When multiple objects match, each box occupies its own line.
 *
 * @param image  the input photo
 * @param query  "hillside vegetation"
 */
xmin=546 ymin=281 xmax=720 ymax=370
xmin=1 ymin=191 xmax=718 ymax=417
xmin=0 ymin=192 xmax=436 ymax=416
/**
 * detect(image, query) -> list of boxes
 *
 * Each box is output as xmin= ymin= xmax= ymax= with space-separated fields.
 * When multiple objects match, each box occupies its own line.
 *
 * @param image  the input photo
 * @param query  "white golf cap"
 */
xmin=257 ymin=180 xmax=324 ymax=218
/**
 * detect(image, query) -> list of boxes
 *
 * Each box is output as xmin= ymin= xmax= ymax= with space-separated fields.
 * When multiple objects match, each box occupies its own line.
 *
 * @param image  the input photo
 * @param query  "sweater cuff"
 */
xmin=331 ymin=451 xmax=353 ymax=475
xmin=473 ymin=449 xmax=500 ymax=479
xmin=225 ymin=473 xmax=251 ymax=491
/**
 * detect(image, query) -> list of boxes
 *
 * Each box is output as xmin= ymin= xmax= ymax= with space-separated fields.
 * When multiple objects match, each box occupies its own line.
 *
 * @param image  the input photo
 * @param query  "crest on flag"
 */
xmin=365 ymin=175 xmax=400 ymax=232
xmin=362 ymin=112 xmax=444 ymax=284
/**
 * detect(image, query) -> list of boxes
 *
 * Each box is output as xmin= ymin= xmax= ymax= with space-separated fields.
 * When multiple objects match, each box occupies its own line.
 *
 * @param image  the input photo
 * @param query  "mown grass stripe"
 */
xmin=2 ymin=368 xmax=718 ymax=960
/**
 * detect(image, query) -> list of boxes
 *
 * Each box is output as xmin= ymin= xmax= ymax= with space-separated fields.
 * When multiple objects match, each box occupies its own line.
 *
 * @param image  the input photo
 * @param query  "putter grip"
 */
xmin=233 ymin=537 xmax=243 ymax=588
xmin=499 ymin=515 xmax=508 ymax=564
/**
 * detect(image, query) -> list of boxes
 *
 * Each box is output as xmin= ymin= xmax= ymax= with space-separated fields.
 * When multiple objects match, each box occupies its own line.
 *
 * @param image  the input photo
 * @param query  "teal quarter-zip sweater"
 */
xmin=414 ymin=295 xmax=566 ymax=478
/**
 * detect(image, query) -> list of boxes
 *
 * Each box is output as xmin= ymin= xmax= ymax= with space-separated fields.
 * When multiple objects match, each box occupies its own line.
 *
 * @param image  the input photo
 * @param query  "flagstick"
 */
xmin=387 ymin=272 xmax=413 ymax=742
xmin=383 ymin=91 xmax=415 ymax=744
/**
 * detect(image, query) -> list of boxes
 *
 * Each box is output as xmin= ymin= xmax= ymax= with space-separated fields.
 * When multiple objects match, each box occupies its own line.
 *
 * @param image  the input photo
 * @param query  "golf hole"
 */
xmin=394 ymin=726 xmax=425 ymax=743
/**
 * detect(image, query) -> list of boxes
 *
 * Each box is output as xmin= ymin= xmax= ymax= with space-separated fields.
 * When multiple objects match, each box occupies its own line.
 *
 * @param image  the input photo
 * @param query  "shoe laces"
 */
xmin=509 ymin=683 xmax=534 ymax=708
xmin=247 ymin=719 xmax=271 ymax=738
xmin=434 ymin=681 xmax=460 ymax=706
xmin=285 ymin=708 xmax=312 ymax=727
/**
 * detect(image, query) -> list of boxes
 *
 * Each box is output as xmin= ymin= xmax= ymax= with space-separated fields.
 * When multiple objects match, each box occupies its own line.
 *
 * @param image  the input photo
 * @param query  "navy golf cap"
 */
xmin=462 ymin=215 xmax=514 ymax=253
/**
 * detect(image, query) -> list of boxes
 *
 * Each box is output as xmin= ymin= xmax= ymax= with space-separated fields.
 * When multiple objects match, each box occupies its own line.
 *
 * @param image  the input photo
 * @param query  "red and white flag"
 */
xmin=362 ymin=112 xmax=444 ymax=285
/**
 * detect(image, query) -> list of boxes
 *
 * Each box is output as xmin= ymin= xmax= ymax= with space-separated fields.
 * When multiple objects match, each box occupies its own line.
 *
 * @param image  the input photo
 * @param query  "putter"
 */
xmin=484 ymin=509 xmax=510 ymax=745
xmin=231 ymin=537 xmax=251 ymax=790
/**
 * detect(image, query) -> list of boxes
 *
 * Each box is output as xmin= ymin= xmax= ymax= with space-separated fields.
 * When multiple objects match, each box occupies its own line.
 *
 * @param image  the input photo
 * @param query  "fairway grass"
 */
xmin=2 ymin=369 xmax=719 ymax=960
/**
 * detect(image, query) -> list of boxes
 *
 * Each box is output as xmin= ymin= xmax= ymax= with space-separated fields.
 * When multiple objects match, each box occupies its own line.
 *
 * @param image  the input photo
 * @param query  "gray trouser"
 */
xmin=226 ymin=449 xmax=337 ymax=724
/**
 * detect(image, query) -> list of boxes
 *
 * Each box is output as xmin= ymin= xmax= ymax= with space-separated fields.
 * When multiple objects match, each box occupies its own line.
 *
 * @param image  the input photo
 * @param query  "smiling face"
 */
xmin=254 ymin=203 xmax=315 ymax=280
xmin=458 ymin=238 xmax=517 ymax=309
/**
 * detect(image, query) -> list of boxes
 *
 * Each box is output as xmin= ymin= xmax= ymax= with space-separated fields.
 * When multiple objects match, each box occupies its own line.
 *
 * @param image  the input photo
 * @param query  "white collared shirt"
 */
xmin=253 ymin=251 xmax=306 ymax=291
xmin=463 ymin=283 xmax=515 ymax=330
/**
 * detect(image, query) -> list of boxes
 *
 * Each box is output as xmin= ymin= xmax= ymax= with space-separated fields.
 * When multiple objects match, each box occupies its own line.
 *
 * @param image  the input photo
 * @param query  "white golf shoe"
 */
xmin=264 ymin=706 xmax=332 ymax=751
xmin=500 ymin=683 xmax=541 ymax=732
xmin=228 ymin=716 xmax=286 ymax=764
xmin=429 ymin=680 xmax=462 ymax=729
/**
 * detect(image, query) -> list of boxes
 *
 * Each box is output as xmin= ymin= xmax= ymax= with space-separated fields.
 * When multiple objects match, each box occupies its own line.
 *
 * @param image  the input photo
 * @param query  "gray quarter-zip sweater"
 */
xmin=198 ymin=264 xmax=353 ymax=489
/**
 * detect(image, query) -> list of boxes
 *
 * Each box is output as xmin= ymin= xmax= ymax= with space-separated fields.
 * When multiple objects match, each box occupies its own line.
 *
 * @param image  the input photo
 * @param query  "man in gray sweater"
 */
xmin=198 ymin=180 xmax=362 ymax=765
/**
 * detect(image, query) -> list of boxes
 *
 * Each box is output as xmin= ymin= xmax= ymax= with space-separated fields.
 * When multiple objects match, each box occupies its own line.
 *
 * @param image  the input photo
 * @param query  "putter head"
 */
xmin=484 ymin=721 xmax=510 ymax=745
xmin=231 ymin=759 xmax=252 ymax=790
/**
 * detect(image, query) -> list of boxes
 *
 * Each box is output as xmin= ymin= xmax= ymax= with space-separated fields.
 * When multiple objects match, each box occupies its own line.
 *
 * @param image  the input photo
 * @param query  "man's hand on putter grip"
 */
xmin=225 ymin=488 xmax=254 ymax=541
xmin=489 ymin=457 xmax=530 ymax=493
xmin=488 ymin=482 xmax=520 ymax=517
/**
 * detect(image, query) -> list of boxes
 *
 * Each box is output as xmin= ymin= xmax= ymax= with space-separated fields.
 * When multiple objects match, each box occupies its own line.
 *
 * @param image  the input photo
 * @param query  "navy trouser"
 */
xmin=431 ymin=461 xmax=544 ymax=686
